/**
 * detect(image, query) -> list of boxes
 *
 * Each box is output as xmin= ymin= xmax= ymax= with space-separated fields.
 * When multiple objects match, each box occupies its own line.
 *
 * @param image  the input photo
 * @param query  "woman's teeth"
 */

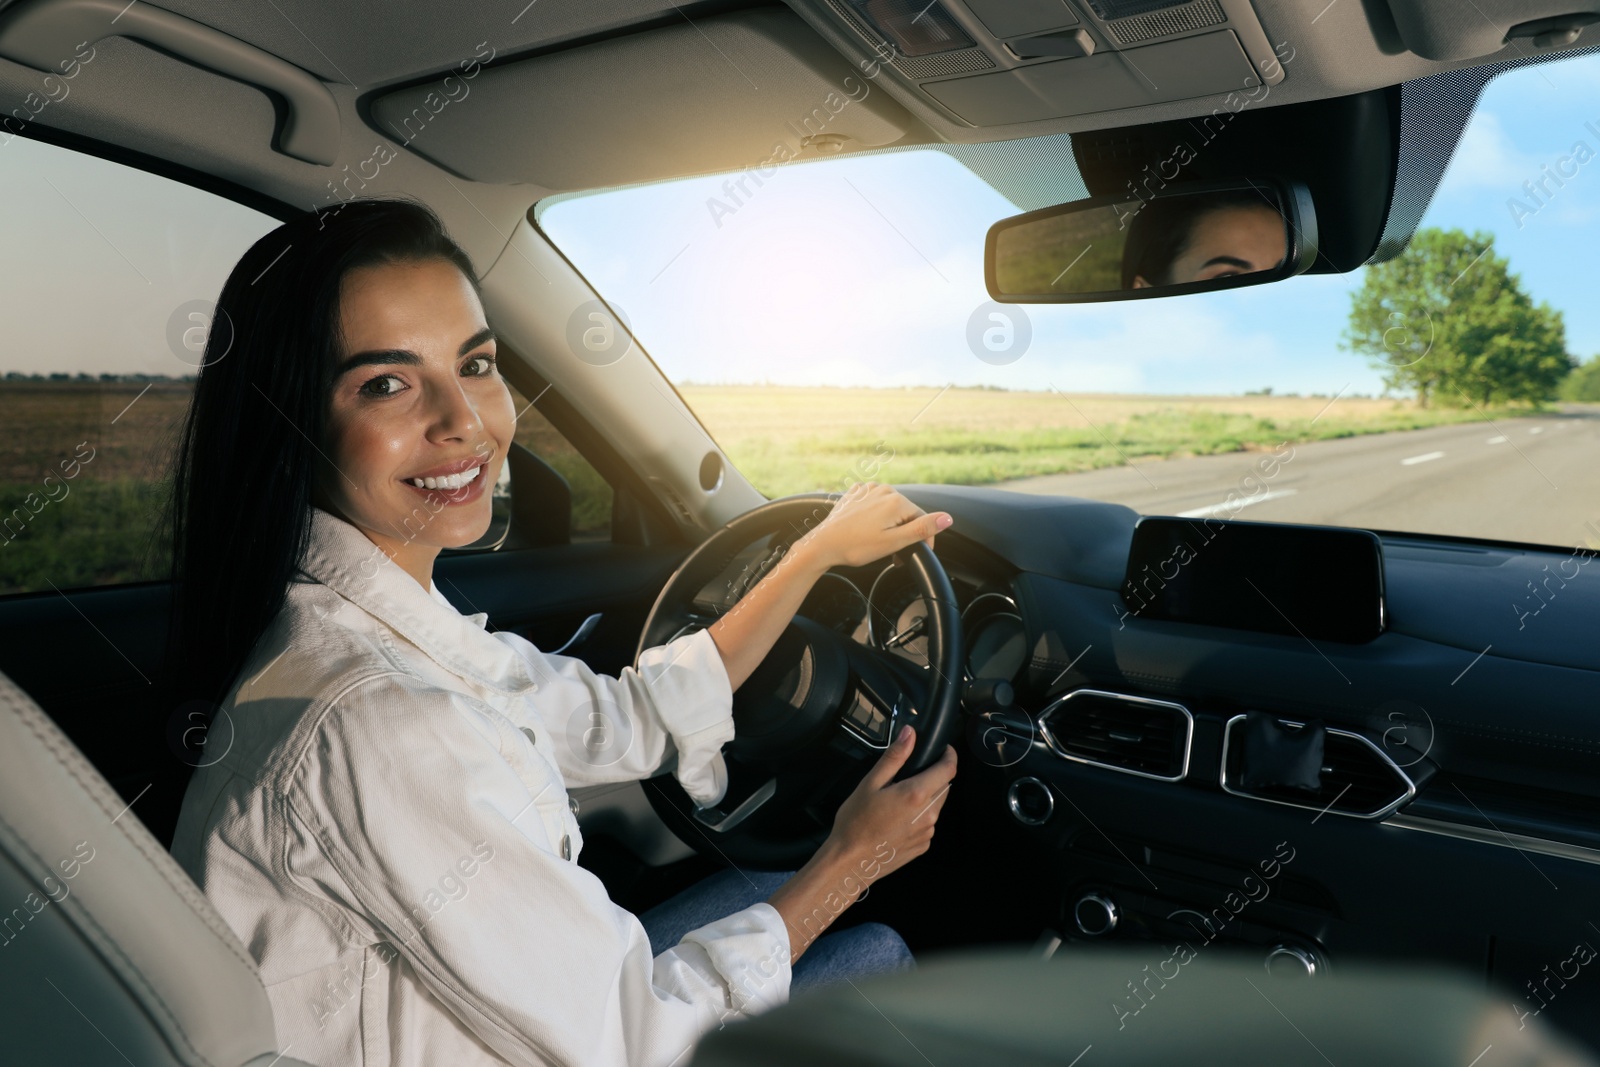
xmin=410 ymin=466 xmax=480 ymax=491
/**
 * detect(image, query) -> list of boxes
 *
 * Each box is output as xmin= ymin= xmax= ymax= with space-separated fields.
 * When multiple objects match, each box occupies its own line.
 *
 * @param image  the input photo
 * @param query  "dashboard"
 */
xmin=822 ymin=484 xmax=1600 ymax=1051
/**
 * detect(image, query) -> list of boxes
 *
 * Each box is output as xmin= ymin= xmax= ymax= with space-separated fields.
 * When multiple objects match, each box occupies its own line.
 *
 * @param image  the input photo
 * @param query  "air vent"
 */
xmin=1221 ymin=715 xmax=1417 ymax=819
xmin=1039 ymin=690 xmax=1193 ymax=781
xmin=1106 ymin=0 xmax=1225 ymax=45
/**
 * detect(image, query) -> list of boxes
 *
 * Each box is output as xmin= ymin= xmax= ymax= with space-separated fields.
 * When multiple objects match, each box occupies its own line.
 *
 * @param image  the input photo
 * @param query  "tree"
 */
xmin=1561 ymin=355 xmax=1600 ymax=401
xmin=1343 ymin=228 xmax=1574 ymax=407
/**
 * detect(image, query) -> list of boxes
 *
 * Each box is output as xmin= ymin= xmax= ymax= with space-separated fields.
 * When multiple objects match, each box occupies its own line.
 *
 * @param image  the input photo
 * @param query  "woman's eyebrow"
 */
xmin=334 ymin=327 xmax=495 ymax=379
xmin=1198 ymin=254 xmax=1254 ymax=272
xmin=460 ymin=326 xmax=495 ymax=354
xmin=334 ymin=350 xmax=423 ymax=378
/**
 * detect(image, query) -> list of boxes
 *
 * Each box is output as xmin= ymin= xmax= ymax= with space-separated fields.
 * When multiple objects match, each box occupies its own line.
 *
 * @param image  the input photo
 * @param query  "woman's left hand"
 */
xmin=798 ymin=483 xmax=953 ymax=570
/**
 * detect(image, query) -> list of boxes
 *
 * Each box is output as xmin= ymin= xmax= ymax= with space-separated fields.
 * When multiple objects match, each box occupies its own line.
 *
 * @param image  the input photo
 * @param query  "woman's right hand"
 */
xmin=766 ymin=725 xmax=957 ymax=961
xmin=827 ymin=725 xmax=958 ymax=883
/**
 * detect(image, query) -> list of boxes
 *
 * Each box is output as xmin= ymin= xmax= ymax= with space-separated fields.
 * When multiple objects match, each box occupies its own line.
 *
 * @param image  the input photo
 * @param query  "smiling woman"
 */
xmin=164 ymin=197 xmax=957 ymax=1067
xmin=165 ymin=197 xmax=498 ymax=706
xmin=316 ymin=258 xmax=514 ymax=590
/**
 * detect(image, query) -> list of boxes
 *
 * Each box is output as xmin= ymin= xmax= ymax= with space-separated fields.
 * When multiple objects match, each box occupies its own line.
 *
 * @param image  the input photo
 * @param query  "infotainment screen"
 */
xmin=1121 ymin=517 xmax=1385 ymax=644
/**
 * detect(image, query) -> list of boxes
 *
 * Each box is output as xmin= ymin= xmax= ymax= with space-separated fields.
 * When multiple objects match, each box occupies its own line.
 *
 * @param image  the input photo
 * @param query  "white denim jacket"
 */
xmin=171 ymin=508 xmax=792 ymax=1067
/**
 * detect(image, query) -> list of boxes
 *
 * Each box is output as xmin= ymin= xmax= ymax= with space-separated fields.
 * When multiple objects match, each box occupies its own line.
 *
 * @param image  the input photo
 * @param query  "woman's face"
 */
xmin=1162 ymin=202 xmax=1287 ymax=284
xmin=319 ymin=257 xmax=515 ymax=580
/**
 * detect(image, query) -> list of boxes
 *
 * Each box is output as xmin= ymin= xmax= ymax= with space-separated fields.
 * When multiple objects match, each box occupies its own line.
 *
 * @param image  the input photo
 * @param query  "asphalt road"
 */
xmin=997 ymin=406 xmax=1600 ymax=550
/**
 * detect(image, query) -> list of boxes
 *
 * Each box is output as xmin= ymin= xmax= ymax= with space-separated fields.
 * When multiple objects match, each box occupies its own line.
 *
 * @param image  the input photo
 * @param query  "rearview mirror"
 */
xmin=985 ymin=180 xmax=1318 ymax=303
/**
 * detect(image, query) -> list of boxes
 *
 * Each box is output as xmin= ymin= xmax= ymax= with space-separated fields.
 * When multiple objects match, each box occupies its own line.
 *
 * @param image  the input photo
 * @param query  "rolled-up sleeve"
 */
xmin=494 ymin=627 xmax=736 ymax=808
xmin=288 ymin=674 xmax=789 ymax=1067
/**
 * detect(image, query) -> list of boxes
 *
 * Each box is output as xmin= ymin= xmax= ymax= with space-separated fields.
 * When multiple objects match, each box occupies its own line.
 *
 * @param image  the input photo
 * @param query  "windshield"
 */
xmin=540 ymin=53 xmax=1600 ymax=552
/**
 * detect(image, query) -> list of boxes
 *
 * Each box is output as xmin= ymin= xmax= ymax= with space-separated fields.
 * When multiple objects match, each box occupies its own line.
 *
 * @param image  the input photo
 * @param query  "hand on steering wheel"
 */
xmin=830 ymin=724 xmax=959 ymax=880
xmin=637 ymin=492 xmax=965 ymax=870
xmin=797 ymin=482 xmax=954 ymax=568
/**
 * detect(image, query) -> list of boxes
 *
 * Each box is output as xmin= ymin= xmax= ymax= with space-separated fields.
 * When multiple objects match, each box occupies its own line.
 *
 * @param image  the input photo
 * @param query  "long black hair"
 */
xmin=166 ymin=197 xmax=482 ymax=707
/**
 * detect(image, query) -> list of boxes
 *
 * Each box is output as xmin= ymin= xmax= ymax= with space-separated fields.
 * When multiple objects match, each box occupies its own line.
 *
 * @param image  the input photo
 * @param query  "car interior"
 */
xmin=2 ymin=0 xmax=1599 ymax=1064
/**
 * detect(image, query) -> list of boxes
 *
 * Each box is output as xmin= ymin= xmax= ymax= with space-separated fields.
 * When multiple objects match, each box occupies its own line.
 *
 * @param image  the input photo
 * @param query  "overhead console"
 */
xmin=808 ymin=0 xmax=1288 ymax=126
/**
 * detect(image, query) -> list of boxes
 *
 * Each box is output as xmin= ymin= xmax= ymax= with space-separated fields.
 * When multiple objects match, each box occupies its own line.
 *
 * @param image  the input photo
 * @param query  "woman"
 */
xmin=167 ymin=197 xmax=959 ymax=1067
xmin=1121 ymin=190 xmax=1288 ymax=288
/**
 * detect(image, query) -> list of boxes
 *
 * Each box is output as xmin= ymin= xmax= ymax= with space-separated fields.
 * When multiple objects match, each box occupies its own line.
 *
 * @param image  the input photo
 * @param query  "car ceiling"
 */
xmin=0 ymin=0 xmax=1584 ymax=272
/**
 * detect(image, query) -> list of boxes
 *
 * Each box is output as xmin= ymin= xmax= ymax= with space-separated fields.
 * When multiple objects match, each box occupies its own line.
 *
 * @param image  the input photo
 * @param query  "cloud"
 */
xmin=1441 ymin=110 xmax=1536 ymax=191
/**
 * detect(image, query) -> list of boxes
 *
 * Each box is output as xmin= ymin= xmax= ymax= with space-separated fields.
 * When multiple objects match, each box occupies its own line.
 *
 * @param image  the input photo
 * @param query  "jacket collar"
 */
xmin=298 ymin=508 xmax=540 ymax=695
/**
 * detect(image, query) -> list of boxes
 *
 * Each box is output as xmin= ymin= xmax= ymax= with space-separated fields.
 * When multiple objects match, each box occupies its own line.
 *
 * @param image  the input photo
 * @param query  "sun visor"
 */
xmin=367 ymin=7 xmax=916 ymax=190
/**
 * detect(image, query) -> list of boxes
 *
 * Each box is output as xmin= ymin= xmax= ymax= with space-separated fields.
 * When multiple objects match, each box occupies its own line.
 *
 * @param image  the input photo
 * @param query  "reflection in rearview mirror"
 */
xmin=986 ymin=180 xmax=1317 ymax=303
xmin=1126 ymin=191 xmax=1286 ymax=288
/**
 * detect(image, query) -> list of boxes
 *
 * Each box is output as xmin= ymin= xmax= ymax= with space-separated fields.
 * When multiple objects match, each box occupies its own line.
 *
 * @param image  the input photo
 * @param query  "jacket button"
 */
xmin=560 ymin=834 xmax=572 ymax=861
xmin=568 ymin=795 xmax=580 ymax=817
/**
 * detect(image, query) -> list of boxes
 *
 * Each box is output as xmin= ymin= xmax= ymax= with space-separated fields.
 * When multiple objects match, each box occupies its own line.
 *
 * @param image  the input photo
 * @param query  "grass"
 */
xmin=0 ymin=478 xmax=169 ymax=594
xmin=676 ymin=385 xmax=1531 ymax=498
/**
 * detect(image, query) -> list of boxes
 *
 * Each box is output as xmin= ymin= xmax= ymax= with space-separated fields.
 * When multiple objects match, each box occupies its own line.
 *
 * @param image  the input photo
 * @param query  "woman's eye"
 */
xmin=463 ymin=354 xmax=497 ymax=377
xmin=358 ymin=374 xmax=406 ymax=397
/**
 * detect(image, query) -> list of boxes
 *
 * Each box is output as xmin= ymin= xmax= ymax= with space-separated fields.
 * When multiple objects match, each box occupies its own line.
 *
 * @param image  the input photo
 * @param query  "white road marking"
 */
xmin=1529 ymin=426 xmax=1544 ymax=434
xmin=1486 ymin=435 xmax=1507 ymax=444
xmin=1401 ymin=451 xmax=1445 ymax=465
xmin=1176 ymin=488 xmax=1297 ymax=518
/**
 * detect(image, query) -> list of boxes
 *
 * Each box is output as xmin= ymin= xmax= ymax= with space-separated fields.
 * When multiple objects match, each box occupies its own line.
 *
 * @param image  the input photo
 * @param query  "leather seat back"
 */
xmin=0 ymin=670 xmax=313 ymax=1067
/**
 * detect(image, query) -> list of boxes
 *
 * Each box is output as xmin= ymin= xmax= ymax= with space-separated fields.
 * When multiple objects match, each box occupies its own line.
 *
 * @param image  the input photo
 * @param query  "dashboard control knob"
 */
xmin=1073 ymin=893 xmax=1119 ymax=937
xmin=1264 ymin=943 xmax=1322 ymax=978
xmin=1006 ymin=776 xmax=1054 ymax=825
xmin=963 ymin=678 xmax=1015 ymax=712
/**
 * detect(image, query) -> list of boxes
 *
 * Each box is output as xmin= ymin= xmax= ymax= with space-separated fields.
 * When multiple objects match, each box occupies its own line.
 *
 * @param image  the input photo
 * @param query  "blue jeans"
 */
xmin=638 ymin=867 xmax=914 ymax=996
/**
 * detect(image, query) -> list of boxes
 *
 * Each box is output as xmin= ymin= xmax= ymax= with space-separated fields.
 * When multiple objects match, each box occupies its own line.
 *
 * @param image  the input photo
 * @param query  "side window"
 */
xmin=0 ymin=136 xmax=279 ymax=597
xmin=503 ymin=381 xmax=614 ymax=543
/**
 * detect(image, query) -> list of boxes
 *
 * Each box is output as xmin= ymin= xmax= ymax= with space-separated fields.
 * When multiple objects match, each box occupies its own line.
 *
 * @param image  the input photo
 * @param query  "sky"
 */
xmin=540 ymin=51 xmax=1600 ymax=398
xmin=0 ymin=134 xmax=278 ymax=376
xmin=5 ymin=51 xmax=1597 ymax=392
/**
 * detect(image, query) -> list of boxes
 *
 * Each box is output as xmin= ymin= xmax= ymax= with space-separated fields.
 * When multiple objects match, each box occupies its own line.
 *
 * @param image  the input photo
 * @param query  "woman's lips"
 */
xmin=406 ymin=465 xmax=480 ymax=491
xmin=400 ymin=464 xmax=489 ymax=506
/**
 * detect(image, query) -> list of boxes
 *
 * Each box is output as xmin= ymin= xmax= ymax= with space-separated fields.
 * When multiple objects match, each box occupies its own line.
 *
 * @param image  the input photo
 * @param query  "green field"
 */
xmin=676 ymin=385 xmax=1519 ymax=498
xmin=0 ymin=380 xmax=1525 ymax=595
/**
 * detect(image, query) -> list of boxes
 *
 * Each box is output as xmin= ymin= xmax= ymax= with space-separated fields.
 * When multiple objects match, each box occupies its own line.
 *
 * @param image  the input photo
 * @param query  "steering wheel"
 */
xmin=635 ymin=493 xmax=963 ymax=871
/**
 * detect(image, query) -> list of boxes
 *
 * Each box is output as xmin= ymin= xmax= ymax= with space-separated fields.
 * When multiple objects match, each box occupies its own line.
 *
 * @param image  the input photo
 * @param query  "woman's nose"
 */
xmin=425 ymin=378 xmax=482 ymax=442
